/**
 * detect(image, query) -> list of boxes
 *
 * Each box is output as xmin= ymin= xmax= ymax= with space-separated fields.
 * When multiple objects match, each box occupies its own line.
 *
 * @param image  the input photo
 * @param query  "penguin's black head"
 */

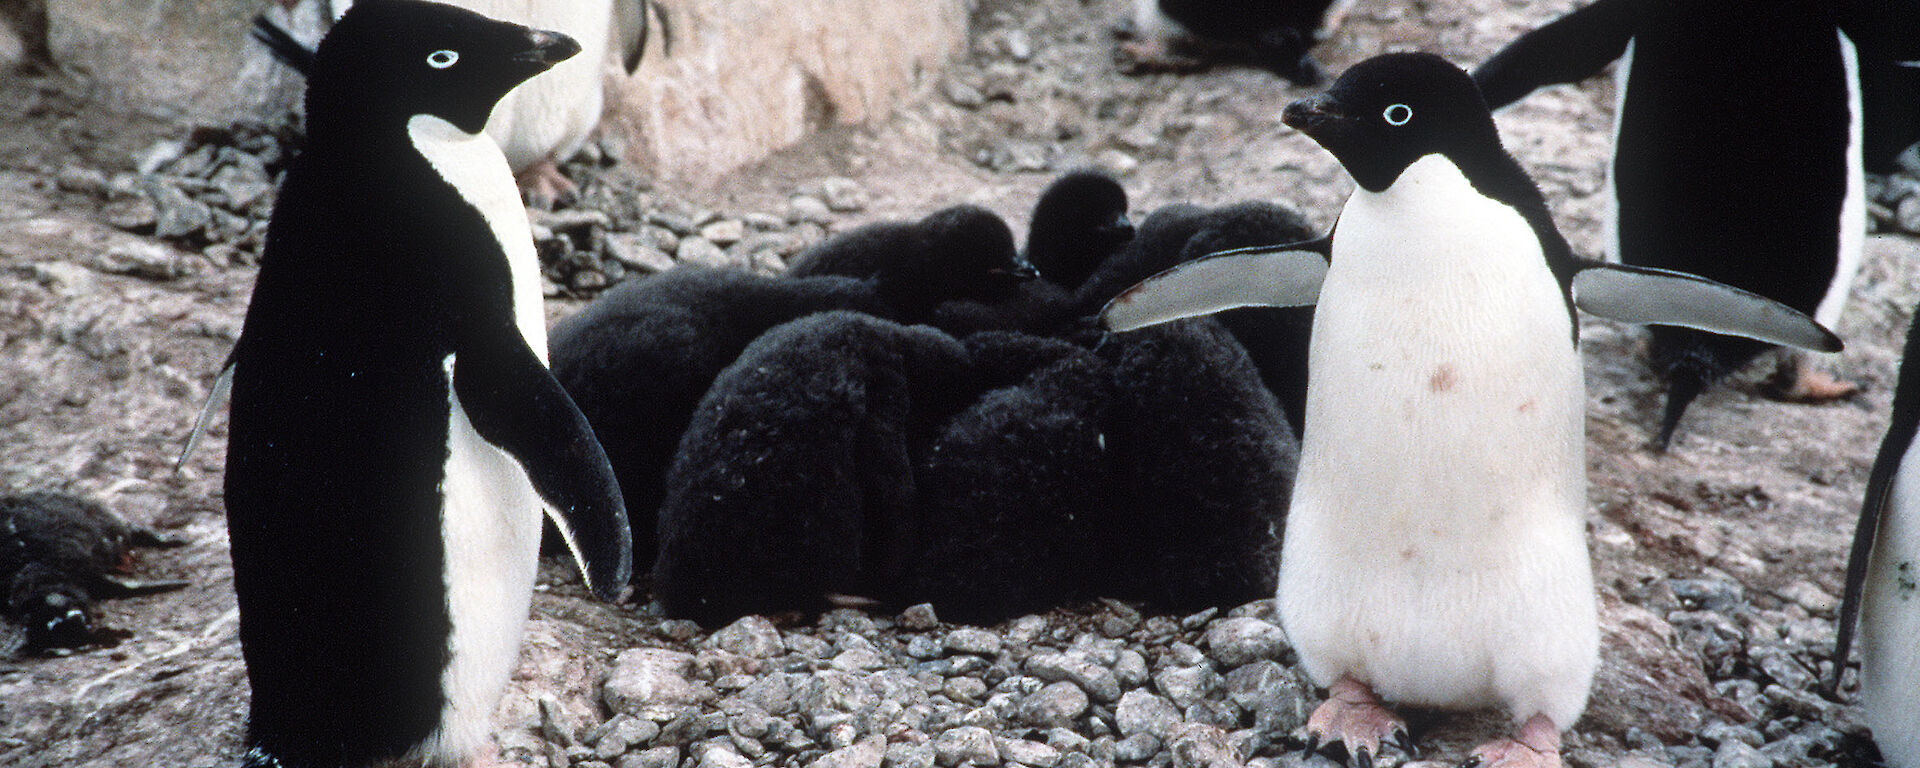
xmin=1026 ymin=170 xmax=1134 ymax=289
xmin=1281 ymin=52 xmax=1500 ymax=192
xmin=877 ymin=205 xmax=1031 ymax=314
xmin=305 ymin=0 xmax=581 ymax=135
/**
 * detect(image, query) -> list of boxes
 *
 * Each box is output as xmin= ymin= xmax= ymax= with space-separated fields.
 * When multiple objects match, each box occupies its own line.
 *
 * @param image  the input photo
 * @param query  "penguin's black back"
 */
xmin=224 ymin=1 xmax=563 ymax=762
xmin=1617 ymin=2 xmax=1853 ymax=442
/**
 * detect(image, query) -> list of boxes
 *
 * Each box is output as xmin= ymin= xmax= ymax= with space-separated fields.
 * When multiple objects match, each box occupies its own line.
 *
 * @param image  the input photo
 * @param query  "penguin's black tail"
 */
xmin=1653 ymin=371 xmax=1704 ymax=452
xmin=1648 ymin=326 xmax=1771 ymax=451
xmin=250 ymin=14 xmax=316 ymax=77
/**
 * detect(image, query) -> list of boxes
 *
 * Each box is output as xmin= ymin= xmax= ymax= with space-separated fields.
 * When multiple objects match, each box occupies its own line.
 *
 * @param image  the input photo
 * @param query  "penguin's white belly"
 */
xmin=1277 ymin=155 xmax=1597 ymax=727
xmin=1862 ymin=430 xmax=1920 ymax=768
xmin=425 ymin=355 xmax=545 ymax=760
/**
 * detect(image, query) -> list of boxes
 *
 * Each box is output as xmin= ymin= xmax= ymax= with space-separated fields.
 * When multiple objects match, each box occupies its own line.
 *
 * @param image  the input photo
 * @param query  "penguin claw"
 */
xmin=1300 ymin=732 xmax=1320 ymax=756
xmin=1392 ymin=728 xmax=1418 ymax=759
xmin=1458 ymin=758 xmax=1484 ymax=768
xmin=1353 ymin=745 xmax=1373 ymax=768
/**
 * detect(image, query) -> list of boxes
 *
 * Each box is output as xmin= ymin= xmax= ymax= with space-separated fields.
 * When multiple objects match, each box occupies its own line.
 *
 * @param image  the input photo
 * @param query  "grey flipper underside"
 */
xmin=453 ymin=335 xmax=633 ymax=600
xmin=1099 ymin=237 xmax=1331 ymax=333
xmin=614 ymin=0 xmax=650 ymax=73
xmin=1570 ymin=262 xmax=1844 ymax=353
xmin=175 ymin=355 xmax=235 ymax=473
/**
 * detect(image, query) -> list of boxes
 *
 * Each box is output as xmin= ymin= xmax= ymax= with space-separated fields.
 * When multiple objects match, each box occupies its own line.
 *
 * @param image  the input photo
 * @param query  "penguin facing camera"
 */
xmin=223 ymin=3 xmax=632 ymax=766
xmin=0 ymin=492 xmax=187 ymax=657
xmin=1116 ymin=0 xmax=1355 ymax=85
xmin=1472 ymin=0 xmax=1920 ymax=449
xmin=550 ymin=205 xmax=1034 ymax=579
xmin=1104 ymin=52 xmax=1840 ymax=768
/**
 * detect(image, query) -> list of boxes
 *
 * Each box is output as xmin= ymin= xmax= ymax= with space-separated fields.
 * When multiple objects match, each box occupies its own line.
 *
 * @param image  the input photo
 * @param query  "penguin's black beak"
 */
xmin=515 ymin=28 xmax=582 ymax=68
xmin=1281 ymin=94 xmax=1350 ymax=139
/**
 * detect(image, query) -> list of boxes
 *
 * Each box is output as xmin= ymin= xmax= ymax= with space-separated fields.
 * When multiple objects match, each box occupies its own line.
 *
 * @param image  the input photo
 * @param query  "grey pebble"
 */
xmin=707 ymin=615 xmax=784 ymax=658
xmin=676 ymin=236 xmax=737 ymax=269
xmin=996 ymin=737 xmax=1060 ymax=767
xmin=1113 ymin=733 xmax=1160 ymax=763
xmin=1203 ymin=618 xmax=1289 ymax=668
xmin=888 ymin=742 xmax=939 ymax=768
xmin=1018 ymin=681 xmax=1090 ymax=728
xmin=1168 ymin=724 xmax=1238 ymax=768
xmin=818 ymin=177 xmax=870 ymax=213
xmin=697 ymin=743 xmax=755 ymax=768
xmin=1027 ymin=652 xmax=1122 ymax=702
xmin=700 ymin=219 xmax=746 ymax=247
xmin=788 ymin=195 xmax=834 ymax=225
xmin=934 ymin=726 xmax=1001 ymax=766
xmin=1710 ymin=740 xmax=1774 ymax=768
xmin=1115 ymin=690 xmax=1180 ymax=740
xmin=900 ymin=604 xmax=941 ymax=631
xmin=96 ymin=241 xmax=190 ymax=281
xmin=1153 ymin=666 xmax=1222 ymax=710
xmin=811 ymin=736 xmax=888 ymax=768
xmin=604 ymin=648 xmax=711 ymax=717
xmin=946 ymin=628 xmax=1003 ymax=657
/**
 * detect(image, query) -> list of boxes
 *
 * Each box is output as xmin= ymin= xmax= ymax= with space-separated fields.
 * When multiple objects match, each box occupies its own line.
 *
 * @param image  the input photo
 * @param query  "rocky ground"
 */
xmin=2 ymin=0 xmax=1919 ymax=766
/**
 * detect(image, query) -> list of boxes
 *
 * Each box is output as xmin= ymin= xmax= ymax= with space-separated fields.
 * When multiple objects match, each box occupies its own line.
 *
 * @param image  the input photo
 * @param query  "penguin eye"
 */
xmin=426 ymin=50 xmax=460 ymax=69
xmin=1383 ymin=103 xmax=1413 ymax=126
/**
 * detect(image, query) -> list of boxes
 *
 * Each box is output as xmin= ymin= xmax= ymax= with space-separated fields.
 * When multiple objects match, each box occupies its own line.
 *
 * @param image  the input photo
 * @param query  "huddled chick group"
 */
xmin=552 ymin=170 xmax=1318 ymax=627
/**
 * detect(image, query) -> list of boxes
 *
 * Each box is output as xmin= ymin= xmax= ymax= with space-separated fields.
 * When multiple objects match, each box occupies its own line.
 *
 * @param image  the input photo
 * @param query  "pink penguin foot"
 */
xmin=1460 ymin=714 xmax=1563 ymax=768
xmin=1763 ymin=360 xmax=1858 ymax=403
xmin=1115 ymin=37 xmax=1207 ymax=73
xmin=1302 ymin=676 xmax=1414 ymax=767
xmin=516 ymin=159 xmax=578 ymax=210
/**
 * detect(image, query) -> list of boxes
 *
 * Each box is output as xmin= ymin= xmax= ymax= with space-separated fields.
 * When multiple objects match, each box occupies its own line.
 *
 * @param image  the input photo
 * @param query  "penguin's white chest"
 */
xmin=407 ymin=114 xmax=550 ymax=359
xmin=1277 ymin=155 xmax=1597 ymax=726
xmin=1862 ymin=430 xmax=1920 ymax=768
xmin=406 ymin=114 xmax=550 ymax=758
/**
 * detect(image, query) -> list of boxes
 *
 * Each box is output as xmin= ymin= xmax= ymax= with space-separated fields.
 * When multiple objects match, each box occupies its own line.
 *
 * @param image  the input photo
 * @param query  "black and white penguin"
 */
xmin=1835 ymin=310 xmax=1920 ymax=768
xmin=550 ymin=205 xmax=1032 ymax=578
xmin=0 ymin=492 xmax=186 ymax=656
xmin=223 ymin=3 xmax=632 ymax=766
xmin=1103 ymin=53 xmax=1840 ymax=767
xmin=654 ymin=311 xmax=977 ymax=626
xmin=1119 ymin=0 xmax=1352 ymax=85
xmin=1469 ymin=0 xmax=1919 ymax=449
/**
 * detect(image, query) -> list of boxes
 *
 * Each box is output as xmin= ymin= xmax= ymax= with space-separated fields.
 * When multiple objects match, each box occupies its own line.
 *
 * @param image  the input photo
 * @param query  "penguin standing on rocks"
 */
xmin=1118 ymin=0 xmax=1354 ymax=85
xmin=224 ymin=3 xmax=631 ymax=766
xmin=1836 ymin=310 xmax=1920 ymax=768
xmin=1104 ymin=53 xmax=1840 ymax=767
xmin=1470 ymin=0 xmax=1920 ymax=449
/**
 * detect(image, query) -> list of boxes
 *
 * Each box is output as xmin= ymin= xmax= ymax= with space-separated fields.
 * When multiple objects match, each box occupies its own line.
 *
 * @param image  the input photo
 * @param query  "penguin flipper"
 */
xmin=1570 ymin=263 xmax=1843 ymax=352
xmin=249 ymin=13 xmax=317 ymax=77
xmin=174 ymin=355 xmax=235 ymax=473
xmin=1470 ymin=0 xmax=1639 ymax=110
xmin=452 ymin=337 xmax=634 ymax=601
xmin=614 ymin=0 xmax=651 ymax=74
xmin=1099 ymin=238 xmax=1330 ymax=333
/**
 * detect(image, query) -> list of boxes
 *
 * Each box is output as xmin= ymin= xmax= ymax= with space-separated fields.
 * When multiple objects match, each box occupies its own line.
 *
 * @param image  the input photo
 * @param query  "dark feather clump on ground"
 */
xmin=0 ymin=492 xmax=185 ymax=656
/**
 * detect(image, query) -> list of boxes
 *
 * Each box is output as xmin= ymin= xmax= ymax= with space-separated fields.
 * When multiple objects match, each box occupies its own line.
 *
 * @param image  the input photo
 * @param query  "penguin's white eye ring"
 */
xmin=1383 ymin=103 xmax=1413 ymax=126
xmin=427 ymin=50 xmax=460 ymax=69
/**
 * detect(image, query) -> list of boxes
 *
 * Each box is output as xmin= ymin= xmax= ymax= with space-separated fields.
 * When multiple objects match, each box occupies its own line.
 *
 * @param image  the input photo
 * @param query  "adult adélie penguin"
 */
xmin=1101 ymin=52 xmax=1840 ymax=768
xmin=1467 ymin=0 xmax=1920 ymax=449
xmin=224 ymin=2 xmax=631 ymax=766
xmin=1835 ymin=309 xmax=1920 ymax=768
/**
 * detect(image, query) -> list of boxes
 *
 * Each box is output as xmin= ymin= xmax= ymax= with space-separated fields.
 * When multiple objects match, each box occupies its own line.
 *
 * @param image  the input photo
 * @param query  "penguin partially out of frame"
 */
xmin=1471 ymin=0 xmax=1920 ymax=450
xmin=1103 ymin=52 xmax=1840 ymax=768
xmin=1836 ymin=308 xmax=1920 ymax=768
xmin=224 ymin=3 xmax=631 ymax=766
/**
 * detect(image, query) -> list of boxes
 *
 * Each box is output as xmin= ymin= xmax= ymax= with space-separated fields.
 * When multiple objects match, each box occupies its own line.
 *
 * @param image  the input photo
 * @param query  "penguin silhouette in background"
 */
xmin=224 ymin=3 xmax=631 ymax=766
xmin=1472 ymin=0 xmax=1920 ymax=449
